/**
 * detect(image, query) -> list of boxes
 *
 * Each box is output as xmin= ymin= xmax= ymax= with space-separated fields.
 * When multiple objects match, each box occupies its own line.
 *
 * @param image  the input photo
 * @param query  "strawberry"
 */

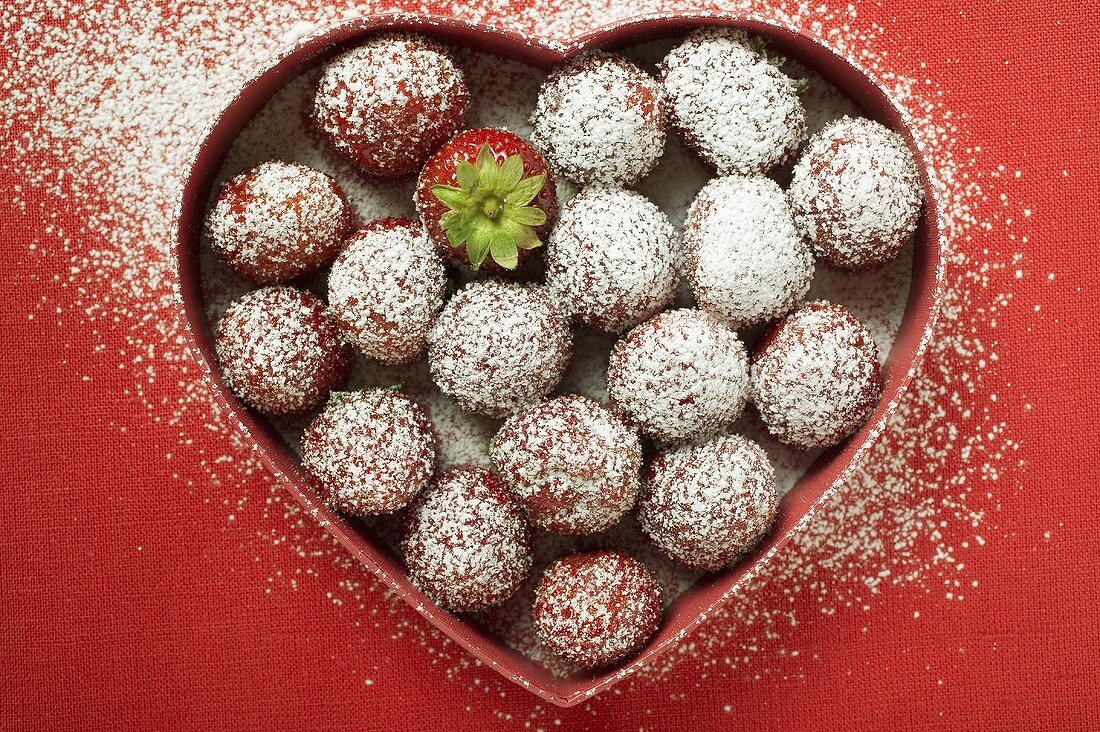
xmin=414 ymin=128 xmax=557 ymax=272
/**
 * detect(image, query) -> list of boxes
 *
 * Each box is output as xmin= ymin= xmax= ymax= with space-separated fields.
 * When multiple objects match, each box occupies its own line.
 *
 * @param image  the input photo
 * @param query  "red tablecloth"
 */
xmin=2 ymin=0 xmax=1098 ymax=729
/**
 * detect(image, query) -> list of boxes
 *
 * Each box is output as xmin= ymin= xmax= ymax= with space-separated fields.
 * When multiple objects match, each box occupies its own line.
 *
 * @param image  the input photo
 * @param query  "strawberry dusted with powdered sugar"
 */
xmin=312 ymin=33 xmax=469 ymax=177
xmin=533 ymin=551 xmax=663 ymax=668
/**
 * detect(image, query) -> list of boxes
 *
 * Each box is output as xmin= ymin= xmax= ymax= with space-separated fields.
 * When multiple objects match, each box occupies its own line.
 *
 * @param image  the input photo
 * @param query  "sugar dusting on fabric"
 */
xmin=3 ymin=0 xmax=1028 ymax=720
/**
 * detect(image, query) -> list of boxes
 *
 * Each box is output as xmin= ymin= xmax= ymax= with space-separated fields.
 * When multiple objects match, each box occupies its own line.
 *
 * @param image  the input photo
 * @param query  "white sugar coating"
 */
xmin=214 ymin=286 xmax=350 ymax=416
xmin=751 ymin=301 xmax=882 ymax=449
xmin=639 ymin=433 xmax=779 ymax=571
xmin=533 ymin=551 xmax=662 ymax=668
xmin=607 ymin=308 xmax=749 ymax=444
xmin=684 ymin=175 xmax=814 ymax=328
xmin=660 ymin=28 xmax=807 ymax=175
xmin=327 ymin=219 xmax=446 ymax=365
xmin=789 ymin=116 xmax=924 ymax=270
xmin=401 ymin=467 xmax=532 ymax=613
xmin=806 ymin=237 xmax=914 ymax=358
xmin=555 ymin=327 xmax=616 ymax=403
xmin=300 ymin=389 xmax=435 ymax=516
xmin=545 ymin=186 xmax=679 ymax=333
xmin=205 ymin=160 xmax=350 ymax=284
xmin=491 ymin=394 xmax=642 ymax=535
xmin=618 ymin=39 xmax=713 ymax=229
xmin=635 ymin=134 xmax=712 ymax=232
xmin=427 ymin=281 xmax=572 ymax=419
xmin=312 ymin=33 xmax=468 ymax=176
xmin=530 ymin=51 xmax=666 ymax=186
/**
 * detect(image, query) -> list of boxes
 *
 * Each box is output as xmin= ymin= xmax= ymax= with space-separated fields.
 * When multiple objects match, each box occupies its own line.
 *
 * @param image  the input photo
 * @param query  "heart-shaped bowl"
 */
xmin=174 ymin=11 xmax=943 ymax=707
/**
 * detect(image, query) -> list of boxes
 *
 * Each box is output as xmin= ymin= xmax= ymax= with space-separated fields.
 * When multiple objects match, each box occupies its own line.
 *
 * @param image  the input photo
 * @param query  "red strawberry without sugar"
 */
xmin=414 ymin=127 xmax=557 ymax=272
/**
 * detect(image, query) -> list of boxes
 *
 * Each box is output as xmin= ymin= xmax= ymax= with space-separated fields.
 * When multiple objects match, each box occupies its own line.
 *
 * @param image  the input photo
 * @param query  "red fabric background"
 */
xmin=2 ymin=0 xmax=1098 ymax=729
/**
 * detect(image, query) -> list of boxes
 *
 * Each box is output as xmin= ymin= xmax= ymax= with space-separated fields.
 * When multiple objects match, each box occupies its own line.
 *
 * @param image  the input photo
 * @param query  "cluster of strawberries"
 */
xmin=207 ymin=28 xmax=922 ymax=669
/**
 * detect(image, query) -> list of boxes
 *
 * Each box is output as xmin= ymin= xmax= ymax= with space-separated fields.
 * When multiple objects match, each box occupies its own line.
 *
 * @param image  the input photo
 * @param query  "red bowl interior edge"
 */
xmin=173 ymin=11 xmax=944 ymax=707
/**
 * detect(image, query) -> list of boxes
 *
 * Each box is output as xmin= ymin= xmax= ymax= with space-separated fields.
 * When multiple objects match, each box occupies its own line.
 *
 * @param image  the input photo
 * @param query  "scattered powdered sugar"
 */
xmin=215 ymin=286 xmax=353 ymax=415
xmin=205 ymin=160 xmax=351 ymax=284
xmin=684 ymin=175 xmax=814 ymax=328
xmin=533 ymin=551 xmax=663 ymax=668
xmin=3 ymin=0 xmax=1035 ymax=716
xmin=401 ymin=466 xmax=533 ymax=612
xmin=457 ymin=48 xmax=543 ymax=135
xmin=491 ymin=394 xmax=642 ymax=534
xmin=660 ymin=27 xmax=807 ymax=176
xmin=530 ymin=51 xmax=666 ymax=186
xmin=751 ymin=300 xmax=882 ymax=449
xmin=789 ymin=116 xmax=924 ymax=270
xmin=608 ymin=308 xmax=749 ymax=444
xmin=313 ymin=33 xmax=469 ymax=176
xmin=427 ymin=280 xmax=573 ymax=419
xmin=545 ymin=186 xmax=679 ymax=333
xmin=301 ymin=388 xmax=436 ymax=515
xmin=328 ymin=218 xmax=446 ymax=365
xmin=639 ymin=433 xmax=779 ymax=571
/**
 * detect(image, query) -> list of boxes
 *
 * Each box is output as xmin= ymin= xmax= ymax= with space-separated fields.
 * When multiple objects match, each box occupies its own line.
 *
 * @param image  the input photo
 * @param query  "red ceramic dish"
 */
xmin=173 ymin=11 xmax=943 ymax=707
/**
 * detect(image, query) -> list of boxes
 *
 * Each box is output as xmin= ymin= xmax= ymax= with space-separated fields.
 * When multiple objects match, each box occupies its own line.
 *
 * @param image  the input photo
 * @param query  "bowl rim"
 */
xmin=171 ymin=9 xmax=946 ymax=707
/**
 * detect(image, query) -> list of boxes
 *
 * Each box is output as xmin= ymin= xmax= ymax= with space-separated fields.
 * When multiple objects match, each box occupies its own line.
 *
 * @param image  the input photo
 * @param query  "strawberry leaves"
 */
xmin=432 ymin=186 xmax=472 ymax=210
xmin=430 ymin=143 xmax=549 ymax=270
xmin=455 ymin=160 xmax=479 ymax=190
xmin=505 ymin=174 xmax=545 ymax=208
xmin=509 ymin=206 xmax=547 ymax=227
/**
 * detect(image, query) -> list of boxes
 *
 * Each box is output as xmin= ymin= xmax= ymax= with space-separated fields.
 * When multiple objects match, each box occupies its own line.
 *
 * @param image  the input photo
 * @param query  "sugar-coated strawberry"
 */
xmin=751 ymin=300 xmax=882 ymax=449
xmin=327 ymin=217 xmax=447 ymax=366
xmin=312 ymin=34 xmax=469 ymax=177
xmin=426 ymin=280 xmax=572 ymax=419
xmin=534 ymin=551 xmax=663 ymax=668
xmin=214 ymin=287 xmax=354 ymax=416
xmin=414 ymin=127 xmax=557 ymax=272
xmin=205 ymin=161 xmax=352 ymax=284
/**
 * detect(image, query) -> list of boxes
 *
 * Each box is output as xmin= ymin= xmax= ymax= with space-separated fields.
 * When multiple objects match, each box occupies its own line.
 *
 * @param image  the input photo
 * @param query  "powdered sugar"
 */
xmin=751 ymin=301 xmax=882 ymax=448
xmin=640 ymin=433 xmax=779 ymax=571
xmin=491 ymin=394 xmax=642 ymax=534
xmin=545 ymin=186 xmax=678 ymax=333
xmin=328 ymin=218 xmax=446 ymax=365
xmin=684 ymin=175 xmax=814 ymax=328
xmin=205 ymin=160 xmax=351 ymax=284
xmin=789 ymin=116 xmax=924 ymax=270
xmin=301 ymin=388 xmax=436 ymax=515
xmin=313 ymin=33 xmax=468 ymax=176
xmin=3 ymin=0 xmax=1035 ymax=710
xmin=660 ymin=27 xmax=806 ymax=175
xmin=533 ymin=551 xmax=662 ymax=667
xmin=530 ymin=51 xmax=666 ymax=186
xmin=401 ymin=466 xmax=532 ymax=612
xmin=427 ymin=280 xmax=572 ymax=419
xmin=607 ymin=308 xmax=749 ymax=444
xmin=215 ymin=286 xmax=352 ymax=415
